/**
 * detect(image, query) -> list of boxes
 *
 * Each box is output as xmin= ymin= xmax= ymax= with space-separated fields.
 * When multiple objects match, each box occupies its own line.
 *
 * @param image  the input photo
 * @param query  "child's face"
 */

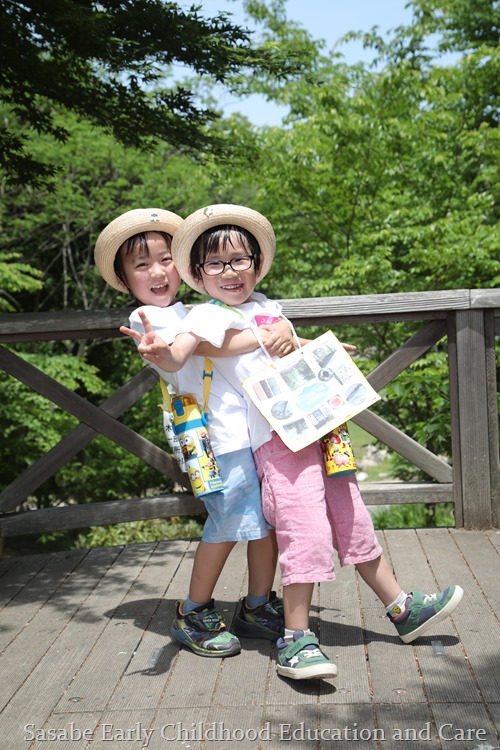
xmin=120 ymin=232 xmax=181 ymax=306
xmin=198 ymin=232 xmax=257 ymax=305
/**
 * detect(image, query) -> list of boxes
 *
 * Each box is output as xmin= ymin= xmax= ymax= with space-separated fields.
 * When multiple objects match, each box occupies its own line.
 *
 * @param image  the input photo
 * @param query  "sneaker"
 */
xmin=276 ymin=631 xmax=338 ymax=680
xmin=389 ymin=585 xmax=464 ymax=644
xmin=233 ymin=591 xmax=284 ymax=641
xmin=170 ymin=599 xmax=241 ymax=657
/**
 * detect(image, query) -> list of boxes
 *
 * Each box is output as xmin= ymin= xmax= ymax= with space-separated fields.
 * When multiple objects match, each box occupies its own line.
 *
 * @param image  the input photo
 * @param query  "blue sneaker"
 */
xmin=170 ymin=600 xmax=241 ymax=657
xmin=276 ymin=631 xmax=337 ymax=680
xmin=388 ymin=585 xmax=464 ymax=643
xmin=233 ymin=591 xmax=284 ymax=641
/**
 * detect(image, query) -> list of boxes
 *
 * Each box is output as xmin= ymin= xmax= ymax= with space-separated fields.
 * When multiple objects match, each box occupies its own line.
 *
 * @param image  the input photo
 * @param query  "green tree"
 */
xmin=0 ymin=0 xmax=306 ymax=187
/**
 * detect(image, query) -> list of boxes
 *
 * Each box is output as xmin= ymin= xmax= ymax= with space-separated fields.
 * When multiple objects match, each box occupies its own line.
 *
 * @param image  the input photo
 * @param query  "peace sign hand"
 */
xmin=119 ymin=309 xmax=171 ymax=363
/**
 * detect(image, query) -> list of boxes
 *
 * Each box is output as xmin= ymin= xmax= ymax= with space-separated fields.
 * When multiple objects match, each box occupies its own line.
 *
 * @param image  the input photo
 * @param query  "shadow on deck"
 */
xmin=0 ymin=528 xmax=499 ymax=749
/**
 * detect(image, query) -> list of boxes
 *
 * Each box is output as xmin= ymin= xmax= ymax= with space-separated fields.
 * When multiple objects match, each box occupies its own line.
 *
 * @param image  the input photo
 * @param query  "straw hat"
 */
xmin=171 ymin=204 xmax=276 ymax=293
xmin=94 ymin=208 xmax=183 ymax=292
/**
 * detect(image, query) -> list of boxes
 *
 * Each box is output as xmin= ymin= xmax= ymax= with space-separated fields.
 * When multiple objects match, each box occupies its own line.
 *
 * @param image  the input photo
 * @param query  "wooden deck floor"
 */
xmin=0 ymin=528 xmax=499 ymax=750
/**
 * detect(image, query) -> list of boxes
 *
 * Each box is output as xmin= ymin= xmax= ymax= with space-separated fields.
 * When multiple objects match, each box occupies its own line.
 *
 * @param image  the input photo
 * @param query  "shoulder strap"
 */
xmin=159 ymin=357 xmax=213 ymax=416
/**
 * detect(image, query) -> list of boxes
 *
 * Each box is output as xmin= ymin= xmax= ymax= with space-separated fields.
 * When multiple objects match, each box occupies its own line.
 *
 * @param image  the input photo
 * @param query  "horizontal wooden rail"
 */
xmin=0 ymin=288 xmax=498 ymax=536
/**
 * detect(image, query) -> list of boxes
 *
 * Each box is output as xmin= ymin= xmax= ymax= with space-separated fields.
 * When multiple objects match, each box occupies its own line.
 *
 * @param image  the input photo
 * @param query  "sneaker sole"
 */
xmin=277 ymin=662 xmax=338 ymax=680
xmin=399 ymin=585 xmax=464 ymax=644
xmin=232 ymin=617 xmax=282 ymax=642
xmin=170 ymin=626 xmax=241 ymax=657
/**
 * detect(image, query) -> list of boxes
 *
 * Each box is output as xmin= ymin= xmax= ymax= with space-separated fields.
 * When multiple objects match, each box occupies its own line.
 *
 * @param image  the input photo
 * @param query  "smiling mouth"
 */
xmin=151 ymin=283 xmax=168 ymax=293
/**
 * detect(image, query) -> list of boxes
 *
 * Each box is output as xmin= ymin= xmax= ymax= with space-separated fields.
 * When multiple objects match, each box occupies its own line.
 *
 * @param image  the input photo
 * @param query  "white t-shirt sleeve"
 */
xmin=128 ymin=303 xmax=185 ymax=345
xmin=177 ymin=303 xmax=248 ymax=347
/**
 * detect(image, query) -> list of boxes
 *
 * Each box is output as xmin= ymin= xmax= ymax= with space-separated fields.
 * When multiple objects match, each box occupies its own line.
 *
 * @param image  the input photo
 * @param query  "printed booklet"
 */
xmin=242 ymin=330 xmax=380 ymax=452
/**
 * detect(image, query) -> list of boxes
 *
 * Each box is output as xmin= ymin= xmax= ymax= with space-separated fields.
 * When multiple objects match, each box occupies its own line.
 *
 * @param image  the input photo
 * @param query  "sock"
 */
xmin=245 ymin=593 xmax=268 ymax=609
xmin=283 ymin=627 xmax=314 ymax=643
xmin=385 ymin=590 xmax=409 ymax=618
xmin=182 ymin=594 xmax=207 ymax=614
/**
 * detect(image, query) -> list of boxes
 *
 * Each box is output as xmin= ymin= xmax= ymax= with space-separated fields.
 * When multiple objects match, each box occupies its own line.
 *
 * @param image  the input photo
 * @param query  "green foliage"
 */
xmin=0 ymin=0 xmax=308 ymax=187
xmin=372 ymin=502 xmax=456 ymax=529
xmin=1 ymin=0 xmax=498 ymax=529
xmin=0 ymin=251 xmax=43 ymax=311
xmin=73 ymin=517 xmax=205 ymax=549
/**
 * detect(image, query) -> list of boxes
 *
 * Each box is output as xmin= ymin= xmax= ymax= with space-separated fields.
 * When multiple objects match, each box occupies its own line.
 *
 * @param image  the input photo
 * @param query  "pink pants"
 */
xmin=254 ymin=433 xmax=382 ymax=587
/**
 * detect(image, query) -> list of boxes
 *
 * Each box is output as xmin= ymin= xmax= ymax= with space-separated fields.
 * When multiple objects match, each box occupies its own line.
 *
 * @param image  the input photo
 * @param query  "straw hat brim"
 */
xmin=171 ymin=204 xmax=276 ymax=293
xmin=94 ymin=208 xmax=183 ymax=292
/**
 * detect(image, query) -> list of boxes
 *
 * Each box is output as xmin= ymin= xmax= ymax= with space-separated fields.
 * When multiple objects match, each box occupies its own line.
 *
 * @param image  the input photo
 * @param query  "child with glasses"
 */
xmin=95 ymin=208 xmax=299 ymax=660
xmin=132 ymin=204 xmax=463 ymax=681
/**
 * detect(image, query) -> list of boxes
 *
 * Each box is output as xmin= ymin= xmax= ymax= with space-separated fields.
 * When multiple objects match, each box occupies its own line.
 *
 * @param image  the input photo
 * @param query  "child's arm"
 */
xmin=195 ymin=318 xmax=297 ymax=358
xmin=120 ymin=309 xmax=202 ymax=372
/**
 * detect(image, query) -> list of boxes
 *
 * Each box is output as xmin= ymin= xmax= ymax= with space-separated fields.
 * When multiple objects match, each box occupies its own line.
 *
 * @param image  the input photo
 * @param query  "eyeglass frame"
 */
xmin=196 ymin=254 xmax=256 ymax=276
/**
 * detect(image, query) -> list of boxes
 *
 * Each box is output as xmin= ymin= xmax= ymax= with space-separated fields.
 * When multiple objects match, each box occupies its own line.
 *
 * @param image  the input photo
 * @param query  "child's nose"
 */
xmin=150 ymin=261 xmax=164 ymax=276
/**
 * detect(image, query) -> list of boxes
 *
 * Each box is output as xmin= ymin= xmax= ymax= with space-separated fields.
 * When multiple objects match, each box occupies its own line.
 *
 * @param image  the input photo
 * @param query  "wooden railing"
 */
xmin=0 ymin=288 xmax=498 ymax=536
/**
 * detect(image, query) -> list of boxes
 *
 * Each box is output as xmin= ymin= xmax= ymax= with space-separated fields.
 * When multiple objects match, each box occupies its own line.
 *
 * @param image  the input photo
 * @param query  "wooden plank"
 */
xmin=0 ymin=307 xmax=132 ymax=342
xmin=157 ymin=541 xmax=225 ymax=709
xmin=105 ymin=539 xmax=192 ymax=712
xmin=0 ymin=550 xmax=87 ymax=655
xmin=366 ymin=319 xmax=447 ymax=392
xmin=470 ymin=288 xmax=500 ymax=308
xmin=0 ymin=366 xmax=161 ymax=513
xmin=318 ymin=568 xmax=372 ymax=705
xmin=0 ymin=546 xmax=121 ymax=714
xmin=451 ymin=529 xmax=500 ymax=612
xmin=280 ymin=290 xmax=471 ymax=321
xmin=0 ymin=553 xmax=51 ymax=609
xmin=485 ymin=310 xmax=500 ymax=528
xmin=0 ymin=493 xmax=205 ymax=537
xmin=360 ymin=482 xmax=453 ymax=505
xmin=374 ymin=704 xmax=433 ymax=750
xmin=418 ymin=528 xmax=500 ymax=703
xmin=432 ymin=703 xmax=499 ymax=748
xmin=50 ymin=545 xmax=160 ymax=713
xmin=0 ymin=290 xmax=482 ymax=343
xmin=353 ymin=410 xmax=453 ymax=483
xmin=447 ymin=312 xmax=464 ymax=527
xmin=211 ymin=542 xmax=273 ymax=709
xmin=455 ymin=311 xmax=492 ymax=528
xmin=0 ymin=345 xmax=183 ymax=484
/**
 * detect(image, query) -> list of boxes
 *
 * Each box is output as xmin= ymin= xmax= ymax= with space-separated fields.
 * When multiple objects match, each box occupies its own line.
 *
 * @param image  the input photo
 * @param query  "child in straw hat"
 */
xmin=134 ymin=203 xmax=463 ymax=681
xmin=95 ymin=207 xmax=296 ymax=659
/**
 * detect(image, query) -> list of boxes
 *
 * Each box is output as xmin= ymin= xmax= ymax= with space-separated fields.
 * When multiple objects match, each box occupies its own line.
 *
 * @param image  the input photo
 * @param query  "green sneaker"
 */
xmin=170 ymin=600 xmax=241 ymax=657
xmin=388 ymin=585 xmax=464 ymax=644
xmin=276 ymin=631 xmax=337 ymax=680
xmin=233 ymin=591 xmax=284 ymax=641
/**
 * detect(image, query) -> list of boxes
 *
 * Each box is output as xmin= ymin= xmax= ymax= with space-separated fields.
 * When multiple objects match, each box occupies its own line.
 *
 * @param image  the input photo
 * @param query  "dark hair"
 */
xmin=189 ymin=225 xmax=262 ymax=283
xmin=114 ymin=231 xmax=173 ymax=290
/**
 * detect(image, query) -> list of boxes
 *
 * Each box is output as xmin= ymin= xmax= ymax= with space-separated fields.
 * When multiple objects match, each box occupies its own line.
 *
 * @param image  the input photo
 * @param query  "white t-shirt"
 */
xmin=129 ymin=302 xmax=251 ymax=455
xmin=178 ymin=292 xmax=287 ymax=452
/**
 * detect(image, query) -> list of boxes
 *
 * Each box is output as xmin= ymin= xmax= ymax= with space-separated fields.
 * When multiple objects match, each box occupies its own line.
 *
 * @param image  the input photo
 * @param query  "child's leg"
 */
xmin=253 ymin=436 xmax=337 ymax=679
xmin=188 ymin=540 xmax=236 ymax=604
xmin=355 ymin=553 xmax=402 ymax=606
xmin=282 ymin=581 xmax=314 ymax=631
xmin=246 ymin=530 xmax=278 ymax=597
xmin=171 ymin=539 xmax=241 ymax=659
xmin=325 ymin=473 xmax=464 ymax=643
xmin=232 ymin=531 xmax=283 ymax=642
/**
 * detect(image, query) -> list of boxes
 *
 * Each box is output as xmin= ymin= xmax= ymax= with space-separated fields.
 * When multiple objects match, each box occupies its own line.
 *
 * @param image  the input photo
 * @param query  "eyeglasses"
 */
xmin=196 ymin=255 xmax=255 ymax=276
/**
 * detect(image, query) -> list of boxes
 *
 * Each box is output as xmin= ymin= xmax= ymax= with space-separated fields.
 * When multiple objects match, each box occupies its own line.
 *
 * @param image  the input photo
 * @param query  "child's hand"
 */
xmin=119 ymin=309 xmax=170 ymax=363
xmin=342 ymin=343 xmax=357 ymax=352
xmin=259 ymin=319 xmax=296 ymax=357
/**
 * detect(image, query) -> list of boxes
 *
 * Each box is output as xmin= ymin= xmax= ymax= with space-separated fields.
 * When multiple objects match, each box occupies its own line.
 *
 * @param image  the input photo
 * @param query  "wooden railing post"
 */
xmin=451 ymin=309 xmax=494 ymax=528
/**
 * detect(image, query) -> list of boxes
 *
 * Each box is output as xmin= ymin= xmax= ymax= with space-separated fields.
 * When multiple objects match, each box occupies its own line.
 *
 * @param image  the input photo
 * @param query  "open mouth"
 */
xmin=151 ymin=283 xmax=169 ymax=294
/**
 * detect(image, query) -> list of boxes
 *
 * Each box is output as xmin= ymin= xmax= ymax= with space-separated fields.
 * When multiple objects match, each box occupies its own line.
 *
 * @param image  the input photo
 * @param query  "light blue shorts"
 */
xmin=201 ymin=447 xmax=271 ymax=543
